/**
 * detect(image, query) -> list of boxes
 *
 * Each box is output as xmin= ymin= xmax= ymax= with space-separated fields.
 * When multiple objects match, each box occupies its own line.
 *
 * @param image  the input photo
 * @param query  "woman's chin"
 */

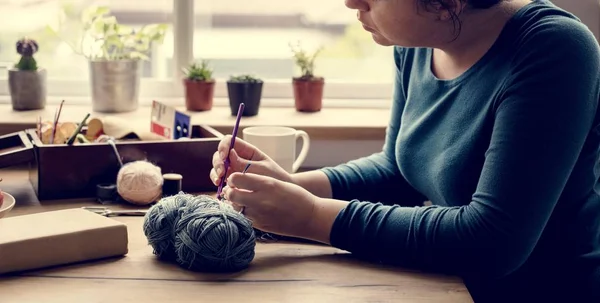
xmin=370 ymin=32 xmax=394 ymax=46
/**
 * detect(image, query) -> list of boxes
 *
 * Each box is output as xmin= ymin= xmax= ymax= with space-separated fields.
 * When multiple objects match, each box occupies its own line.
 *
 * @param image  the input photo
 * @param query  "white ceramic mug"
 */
xmin=242 ymin=126 xmax=310 ymax=173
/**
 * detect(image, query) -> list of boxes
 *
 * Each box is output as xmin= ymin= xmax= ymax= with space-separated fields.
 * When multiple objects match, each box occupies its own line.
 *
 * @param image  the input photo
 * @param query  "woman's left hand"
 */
xmin=223 ymin=172 xmax=318 ymax=239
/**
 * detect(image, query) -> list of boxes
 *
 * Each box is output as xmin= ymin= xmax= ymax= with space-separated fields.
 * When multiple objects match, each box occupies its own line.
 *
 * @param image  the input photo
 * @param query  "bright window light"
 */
xmin=0 ymin=0 xmax=395 ymax=107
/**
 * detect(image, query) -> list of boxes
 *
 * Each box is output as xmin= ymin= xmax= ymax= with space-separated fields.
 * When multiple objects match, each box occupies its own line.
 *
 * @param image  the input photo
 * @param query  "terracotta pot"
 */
xmin=292 ymin=77 xmax=324 ymax=112
xmin=227 ymin=81 xmax=263 ymax=116
xmin=184 ymin=79 xmax=215 ymax=111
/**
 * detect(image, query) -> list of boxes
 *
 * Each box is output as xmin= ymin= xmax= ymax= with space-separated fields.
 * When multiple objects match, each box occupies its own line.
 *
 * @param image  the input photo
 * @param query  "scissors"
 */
xmin=82 ymin=206 xmax=147 ymax=217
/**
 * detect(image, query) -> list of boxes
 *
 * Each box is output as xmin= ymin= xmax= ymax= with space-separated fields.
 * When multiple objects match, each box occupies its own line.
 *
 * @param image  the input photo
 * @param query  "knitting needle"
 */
xmin=216 ymin=103 xmax=245 ymax=199
xmin=50 ymin=100 xmax=65 ymax=144
xmin=49 ymin=108 xmax=58 ymax=144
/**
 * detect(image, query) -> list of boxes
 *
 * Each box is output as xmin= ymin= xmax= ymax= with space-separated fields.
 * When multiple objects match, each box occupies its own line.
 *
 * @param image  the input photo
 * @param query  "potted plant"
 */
xmin=227 ymin=74 xmax=263 ymax=116
xmin=182 ymin=60 xmax=215 ymax=111
xmin=8 ymin=38 xmax=46 ymax=111
xmin=290 ymin=42 xmax=324 ymax=112
xmin=48 ymin=6 xmax=168 ymax=113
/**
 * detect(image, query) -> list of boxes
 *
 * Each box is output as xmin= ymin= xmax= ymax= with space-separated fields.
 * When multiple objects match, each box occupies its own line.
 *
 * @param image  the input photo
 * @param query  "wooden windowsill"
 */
xmin=0 ymin=104 xmax=389 ymax=140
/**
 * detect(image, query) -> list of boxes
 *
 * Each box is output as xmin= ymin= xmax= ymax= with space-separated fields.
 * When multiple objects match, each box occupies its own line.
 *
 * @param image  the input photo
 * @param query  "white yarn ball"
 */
xmin=117 ymin=160 xmax=164 ymax=205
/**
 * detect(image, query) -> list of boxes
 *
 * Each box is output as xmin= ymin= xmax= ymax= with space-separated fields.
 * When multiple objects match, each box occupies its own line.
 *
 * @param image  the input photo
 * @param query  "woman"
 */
xmin=211 ymin=0 xmax=600 ymax=301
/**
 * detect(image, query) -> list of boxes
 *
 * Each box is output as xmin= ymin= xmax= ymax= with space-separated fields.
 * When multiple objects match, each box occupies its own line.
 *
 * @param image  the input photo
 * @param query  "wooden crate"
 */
xmin=0 ymin=125 xmax=223 ymax=200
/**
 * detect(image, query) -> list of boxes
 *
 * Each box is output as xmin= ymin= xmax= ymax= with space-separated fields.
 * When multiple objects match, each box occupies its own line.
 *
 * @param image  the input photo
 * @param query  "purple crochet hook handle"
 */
xmin=216 ymin=103 xmax=245 ymax=199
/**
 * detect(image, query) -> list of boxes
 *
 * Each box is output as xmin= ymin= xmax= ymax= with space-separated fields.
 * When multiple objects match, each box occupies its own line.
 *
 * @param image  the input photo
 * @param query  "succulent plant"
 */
xmin=15 ymin=38 xmax=39 ymax=71
xmin=289 ymin=41 xmax=323 ymax=80
xmin=228 ymin=74 xmax=263 ymax=83
xmin=183 ymin=60 xmax=213 ymax=81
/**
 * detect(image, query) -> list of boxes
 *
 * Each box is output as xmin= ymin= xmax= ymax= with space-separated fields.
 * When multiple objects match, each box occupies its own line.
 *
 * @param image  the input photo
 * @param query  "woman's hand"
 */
xmin=223 ymin=172 xmax=349 ymax=243
xmin=210 ymin=135 xmax=292 ymax=186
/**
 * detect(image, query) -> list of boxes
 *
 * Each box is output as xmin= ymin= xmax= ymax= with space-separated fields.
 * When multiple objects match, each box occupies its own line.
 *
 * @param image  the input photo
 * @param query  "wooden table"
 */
xmin=0 ymin=169 xmax=473 ymax=302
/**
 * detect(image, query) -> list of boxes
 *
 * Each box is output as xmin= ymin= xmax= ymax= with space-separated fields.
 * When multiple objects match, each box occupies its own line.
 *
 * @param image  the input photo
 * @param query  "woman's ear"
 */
xmin=427 ymin=0 xmax=465 ymax=21
xmin=438 ymin=11 xmax=452 ymax=21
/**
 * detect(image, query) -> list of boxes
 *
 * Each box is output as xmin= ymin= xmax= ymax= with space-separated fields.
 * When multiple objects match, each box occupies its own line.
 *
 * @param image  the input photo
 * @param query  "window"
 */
xmin=0 ymin=0 xmax=395 ymax=107
xmin=0 ymin=0 xmax=172 ymax=99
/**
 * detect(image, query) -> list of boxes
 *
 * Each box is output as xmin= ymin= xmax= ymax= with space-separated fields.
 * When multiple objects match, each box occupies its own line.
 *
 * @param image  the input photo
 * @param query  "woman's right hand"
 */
xmin=210 ymin=135 xmax=293 ymax=187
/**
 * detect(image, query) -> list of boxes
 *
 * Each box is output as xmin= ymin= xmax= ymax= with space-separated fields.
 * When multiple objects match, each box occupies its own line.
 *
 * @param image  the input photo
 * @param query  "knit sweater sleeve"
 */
xmin=320 ymin=47 xmax=427 ymax=207
xmin=328 ymin=20 xmax=600 ymax=278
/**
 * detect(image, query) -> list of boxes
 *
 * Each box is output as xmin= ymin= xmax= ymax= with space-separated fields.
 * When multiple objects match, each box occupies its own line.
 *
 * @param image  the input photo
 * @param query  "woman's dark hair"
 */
xmin=419 ymin=0 xmax=504 ymax=38
xmin=468 ymin=0 xmax=503 ymax=9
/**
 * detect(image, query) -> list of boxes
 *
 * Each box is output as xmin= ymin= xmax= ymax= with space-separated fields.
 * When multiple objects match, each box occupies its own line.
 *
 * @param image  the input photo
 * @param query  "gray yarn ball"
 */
xmin=142 ymin=192 xmax=196 ymax=260
xmin=143 ymin=192 xmax=256 ymax=272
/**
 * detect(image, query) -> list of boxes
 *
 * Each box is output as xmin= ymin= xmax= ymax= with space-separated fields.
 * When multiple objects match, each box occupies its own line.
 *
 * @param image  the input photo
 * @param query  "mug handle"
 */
xmin=292 ymin=130 xmax=310 ymax=173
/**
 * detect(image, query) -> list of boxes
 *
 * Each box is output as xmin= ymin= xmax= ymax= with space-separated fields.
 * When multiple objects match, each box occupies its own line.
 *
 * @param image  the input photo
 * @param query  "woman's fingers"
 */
xmin=210 ymin=149 xmax=230 ymax=185
xmin=217 ymin=135 xmax=260 ymax=162
xmin=229 ymin=149 xmax=252 ymax=172
xmin=228 ymin=172 xmax=276 ymax=193
xmin=209 ymin=168 xmax=221 ymax=186
xmin=223 ymin=186 xmax=260 ymax=207
xmin=223 ymin=173 xmax=277 ymax=207
xmin=230 ymin=202 xmax=244 ymax=213
xmin=220 ymin=190 xmax=245 ymax=212
xmin=213 ymin=140 xmax=263 ymax=173
xmin=211 ymin=149 xmax=264 ymax=185
xmin=212 ymin=150 xmax=221 ymax=170
xmin=223 ymin=192 xmax=257 ymax=223
xmin=217 ymin=135 xmax=233 ymax=158
xmin=211 ymin=152 xmax=224 ymax=176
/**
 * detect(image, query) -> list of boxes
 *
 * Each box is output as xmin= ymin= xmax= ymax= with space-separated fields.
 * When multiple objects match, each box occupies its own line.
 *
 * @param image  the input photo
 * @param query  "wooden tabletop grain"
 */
xmin=0 ymin=168 xmax=473 ymax=302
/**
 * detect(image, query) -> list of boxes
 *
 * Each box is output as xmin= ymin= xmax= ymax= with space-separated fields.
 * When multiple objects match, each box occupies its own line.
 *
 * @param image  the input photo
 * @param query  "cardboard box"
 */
xmin=0 ymin=208 xmax=128 ymax=275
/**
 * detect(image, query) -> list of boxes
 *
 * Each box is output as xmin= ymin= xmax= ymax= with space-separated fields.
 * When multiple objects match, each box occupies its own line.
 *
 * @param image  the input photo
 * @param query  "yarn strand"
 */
xmin=107 ymin=139 xmax=124 ymax=167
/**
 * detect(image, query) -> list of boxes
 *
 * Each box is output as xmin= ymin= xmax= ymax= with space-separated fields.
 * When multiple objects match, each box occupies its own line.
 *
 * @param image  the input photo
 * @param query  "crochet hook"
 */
xmin=217 ymin=102 xmax=245 ymax=199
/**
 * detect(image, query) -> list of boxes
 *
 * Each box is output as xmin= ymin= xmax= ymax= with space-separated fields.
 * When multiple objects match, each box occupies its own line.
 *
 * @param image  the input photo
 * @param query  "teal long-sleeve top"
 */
xmin=321 ymin=1 xmax=600 ymax=301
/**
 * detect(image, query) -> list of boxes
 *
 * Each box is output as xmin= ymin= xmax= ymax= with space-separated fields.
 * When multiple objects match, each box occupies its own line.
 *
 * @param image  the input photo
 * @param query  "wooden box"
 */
xmin=0 ymin=125 xmax=223 ymax=200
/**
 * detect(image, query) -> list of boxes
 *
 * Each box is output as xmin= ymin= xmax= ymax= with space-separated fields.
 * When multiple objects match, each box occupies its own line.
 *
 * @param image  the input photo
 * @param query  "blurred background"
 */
xmin=0 ymin=0 xmax=395 ymax=82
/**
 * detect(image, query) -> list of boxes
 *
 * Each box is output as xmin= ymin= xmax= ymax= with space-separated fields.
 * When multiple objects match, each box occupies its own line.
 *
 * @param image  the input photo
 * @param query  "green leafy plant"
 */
xmin=228 ymin=74 xmax=263 ymax=83
xmin=289 ymin=41 xmax=323 ymax=80
xmin=183 ymin=60 xmax=213 ymax=81
xmin=15 ymin=38 xmax=39 ymax=71
xmin=48 ymin=6 xmax=168 ymax=60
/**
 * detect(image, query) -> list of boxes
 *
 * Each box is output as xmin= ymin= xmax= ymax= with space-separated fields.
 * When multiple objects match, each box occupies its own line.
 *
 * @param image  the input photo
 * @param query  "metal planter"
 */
xmin=8 ymin=68 xmax=47 ymax=111
xmin=89 ymin=59 xmax=141 ymax=113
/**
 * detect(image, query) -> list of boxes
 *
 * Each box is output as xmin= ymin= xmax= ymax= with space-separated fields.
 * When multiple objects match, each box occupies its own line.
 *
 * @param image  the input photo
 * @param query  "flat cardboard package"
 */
xmin=0 ymin=208 xmax=128 ymax=275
